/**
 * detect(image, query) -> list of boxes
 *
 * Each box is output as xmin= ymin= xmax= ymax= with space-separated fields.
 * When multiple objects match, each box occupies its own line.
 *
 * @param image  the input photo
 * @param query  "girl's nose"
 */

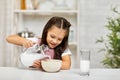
xmin=52 ymin=39 xmax=57 ymax=44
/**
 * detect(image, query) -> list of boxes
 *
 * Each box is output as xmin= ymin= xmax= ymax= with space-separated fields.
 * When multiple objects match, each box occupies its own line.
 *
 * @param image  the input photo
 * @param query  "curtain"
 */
xmin=0 ymin=0 xmax=6 ymax=66
xmin=0 ymin=0 xmax=21 ymax=67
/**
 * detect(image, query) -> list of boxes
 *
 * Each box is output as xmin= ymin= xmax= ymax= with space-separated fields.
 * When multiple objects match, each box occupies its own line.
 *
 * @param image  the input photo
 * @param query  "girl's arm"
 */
xmin=6 ymin=35 xmax=35 ymax=48
xmin=32 ymin=55 xmax=71 ymax=70
xmin=61 ymin=54 xmax=71 ymax=70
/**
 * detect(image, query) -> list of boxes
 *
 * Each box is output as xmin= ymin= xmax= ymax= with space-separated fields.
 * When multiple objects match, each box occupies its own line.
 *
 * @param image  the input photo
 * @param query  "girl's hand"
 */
xmin=32 ymin=59 xmax=41 ymax=69
xmin=22 ymin=39 xmax=35 ymax=48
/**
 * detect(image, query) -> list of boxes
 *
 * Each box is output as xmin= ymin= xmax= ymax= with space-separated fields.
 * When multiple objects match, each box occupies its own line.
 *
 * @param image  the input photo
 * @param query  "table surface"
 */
xmin=0 ymin=67 xmax=120 ymax=80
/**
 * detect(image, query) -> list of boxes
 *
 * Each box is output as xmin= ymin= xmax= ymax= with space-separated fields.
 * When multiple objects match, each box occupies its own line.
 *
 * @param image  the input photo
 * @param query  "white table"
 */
xmin=0 ymin=67 xmax=120 ymax=80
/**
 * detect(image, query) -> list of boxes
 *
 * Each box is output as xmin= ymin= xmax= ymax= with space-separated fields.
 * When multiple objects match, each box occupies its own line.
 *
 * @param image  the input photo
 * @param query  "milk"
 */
xmin=80 ymin=60 xmax=90 ymax=75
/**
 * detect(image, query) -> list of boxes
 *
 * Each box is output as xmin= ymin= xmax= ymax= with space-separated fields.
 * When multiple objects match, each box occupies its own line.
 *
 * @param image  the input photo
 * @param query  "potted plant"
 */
xmin=96 ymin=7 xmax=120 ymax=68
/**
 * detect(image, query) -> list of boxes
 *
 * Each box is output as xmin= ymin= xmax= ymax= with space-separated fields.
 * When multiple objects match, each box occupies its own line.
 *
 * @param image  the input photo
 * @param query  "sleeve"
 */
xmin=26 ymin=37 xmax=38 ymax=43
xmin=61 ymin=48 xmax=72 ymax=56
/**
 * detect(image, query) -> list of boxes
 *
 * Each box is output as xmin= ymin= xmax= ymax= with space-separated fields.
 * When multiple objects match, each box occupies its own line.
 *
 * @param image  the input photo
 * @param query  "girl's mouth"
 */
xmin=50 ymin=43 xmax=56 ymax=48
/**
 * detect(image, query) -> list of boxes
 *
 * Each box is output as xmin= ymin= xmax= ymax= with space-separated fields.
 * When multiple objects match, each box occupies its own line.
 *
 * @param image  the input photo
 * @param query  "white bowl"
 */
xmin=20 ymin=52 xmax=49 ymax=68
xmin=41 ymin=59 xmax=62 ymax=72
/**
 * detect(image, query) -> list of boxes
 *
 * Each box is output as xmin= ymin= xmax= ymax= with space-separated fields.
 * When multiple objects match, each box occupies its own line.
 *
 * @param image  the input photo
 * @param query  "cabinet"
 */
xmin=12 ymin=0 xmax=80 ymax=68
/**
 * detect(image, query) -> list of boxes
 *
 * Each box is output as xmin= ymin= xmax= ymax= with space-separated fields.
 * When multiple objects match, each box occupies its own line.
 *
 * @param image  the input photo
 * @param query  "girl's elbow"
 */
xmin=65 ymin=66 xmax=71 ymax=70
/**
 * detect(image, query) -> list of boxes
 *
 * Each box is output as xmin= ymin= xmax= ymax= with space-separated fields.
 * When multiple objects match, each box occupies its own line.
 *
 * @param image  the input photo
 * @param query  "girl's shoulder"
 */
xmin=62 ymin=48 xmax=72 ymax=56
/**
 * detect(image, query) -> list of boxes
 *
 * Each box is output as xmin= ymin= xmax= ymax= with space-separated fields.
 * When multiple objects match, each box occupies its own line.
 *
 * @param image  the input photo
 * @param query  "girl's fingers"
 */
xmin=32 ymin=60 xmax=41 ymax=68
xmin=26 ymin=40 xmax=33 ymax=47
xmin=22 ymin=39 xmax=35 ymax=48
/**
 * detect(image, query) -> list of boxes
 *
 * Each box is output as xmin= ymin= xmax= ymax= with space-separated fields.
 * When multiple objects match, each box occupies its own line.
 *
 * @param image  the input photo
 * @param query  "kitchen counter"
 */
xmin=0 ymin=67 xmax=120 ymax=80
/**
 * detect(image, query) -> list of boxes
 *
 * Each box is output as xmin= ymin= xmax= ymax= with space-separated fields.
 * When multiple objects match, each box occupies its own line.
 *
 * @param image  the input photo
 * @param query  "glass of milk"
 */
xmin=80 ymin=49 xmax=90 ymax=76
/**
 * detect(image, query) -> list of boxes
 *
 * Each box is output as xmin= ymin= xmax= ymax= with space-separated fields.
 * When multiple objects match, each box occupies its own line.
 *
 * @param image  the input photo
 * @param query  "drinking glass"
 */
xmin=80 ymin=49 xmax=90 ymax=76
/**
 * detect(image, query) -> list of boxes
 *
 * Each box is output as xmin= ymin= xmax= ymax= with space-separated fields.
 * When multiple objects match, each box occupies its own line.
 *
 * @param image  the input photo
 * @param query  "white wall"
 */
xmin=79 ymin=0 xmax=120 ymax=68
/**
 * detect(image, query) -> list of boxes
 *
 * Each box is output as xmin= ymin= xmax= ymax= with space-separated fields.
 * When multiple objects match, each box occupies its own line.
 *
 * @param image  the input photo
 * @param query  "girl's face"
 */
xmin=46 ymin=25 xmax=66 ymax=48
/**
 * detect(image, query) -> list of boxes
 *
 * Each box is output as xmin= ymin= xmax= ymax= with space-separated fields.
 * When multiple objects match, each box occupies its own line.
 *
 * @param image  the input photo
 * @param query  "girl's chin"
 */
xmin=49 ymin=45 xmax=56 ymax=49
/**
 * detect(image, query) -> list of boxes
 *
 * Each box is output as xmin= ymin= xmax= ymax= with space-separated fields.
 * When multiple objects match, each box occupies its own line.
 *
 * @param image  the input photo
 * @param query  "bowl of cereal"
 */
xmin=41 ymin=59 xmax=62 ymax=72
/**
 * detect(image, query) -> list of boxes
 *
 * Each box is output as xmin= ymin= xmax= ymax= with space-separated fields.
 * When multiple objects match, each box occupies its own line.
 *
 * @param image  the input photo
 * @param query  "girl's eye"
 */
xmin=58 ymin=38 xmax=63 ymax=42
xmin=50 ymin=35 xmax=55 ymax=38
xmin=58 ymin=39 xmax=62 ymax=41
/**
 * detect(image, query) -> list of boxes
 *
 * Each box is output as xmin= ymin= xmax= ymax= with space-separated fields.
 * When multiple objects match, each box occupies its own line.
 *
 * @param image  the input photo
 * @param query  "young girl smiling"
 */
xmin=6 ymin=16 xmax=72 ymax=70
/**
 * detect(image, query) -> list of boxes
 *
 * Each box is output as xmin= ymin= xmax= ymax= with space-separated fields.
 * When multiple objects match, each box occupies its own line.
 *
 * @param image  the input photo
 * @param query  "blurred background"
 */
xmin=0 ymin=0 xmax=120 ymax=68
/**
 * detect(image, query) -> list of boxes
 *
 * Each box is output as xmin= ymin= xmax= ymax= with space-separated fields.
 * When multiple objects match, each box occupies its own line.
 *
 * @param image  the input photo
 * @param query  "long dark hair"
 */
xmin=40 ymin=16 xmax=71 ymax=59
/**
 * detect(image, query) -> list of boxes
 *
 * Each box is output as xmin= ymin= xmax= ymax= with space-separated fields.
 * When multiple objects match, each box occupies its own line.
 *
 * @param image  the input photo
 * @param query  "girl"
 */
xmin=6 ymin=16 xmax=72 ymax=70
